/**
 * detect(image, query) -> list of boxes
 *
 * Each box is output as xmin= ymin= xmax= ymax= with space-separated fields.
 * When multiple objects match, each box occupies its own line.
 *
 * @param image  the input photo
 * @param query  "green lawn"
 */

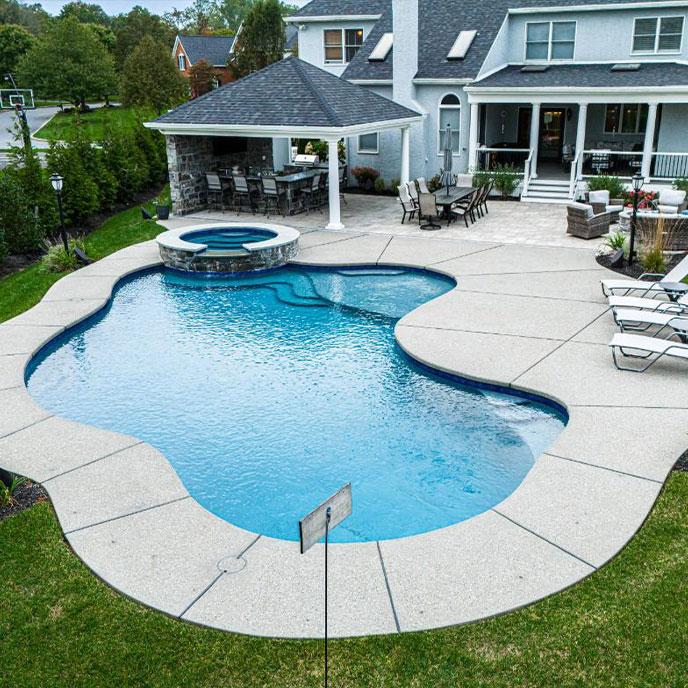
xmin=0 ymin=199 xmax=164 ymax=323
xmin=0 ymin=199 xmax=687 ymax=686
xmin=0 ymin=475 xmax=684 ymax=687
xmin=36 ymin=106 xmax=150 ymax=142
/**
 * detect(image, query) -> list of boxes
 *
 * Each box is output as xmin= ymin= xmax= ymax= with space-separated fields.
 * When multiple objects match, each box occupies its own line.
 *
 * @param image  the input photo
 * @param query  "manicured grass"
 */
xmin=0 ymin=200 xmax=164 ymax=323
xmin=0 ymin=474 xmax=686 ymax=687
xmin=36 ymin=106 xmax=149 ymax=142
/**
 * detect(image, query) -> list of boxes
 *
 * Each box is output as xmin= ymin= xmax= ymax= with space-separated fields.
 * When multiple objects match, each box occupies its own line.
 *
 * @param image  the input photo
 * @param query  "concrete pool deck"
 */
xmin=1 ymin=228 xmax=687 ymax=637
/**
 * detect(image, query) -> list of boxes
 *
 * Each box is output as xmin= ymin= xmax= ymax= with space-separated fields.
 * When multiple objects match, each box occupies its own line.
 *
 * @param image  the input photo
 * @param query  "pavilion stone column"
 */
xmin=400 ymin=127 xmax=411 ymax=184
xmin=575 ymin=102 xmax=588 ymax=180
xmin=165 ymin=135 xmax=214 ymax=215
xmin=641 ymin=102 xmax=658 ymax=180
xmin=468 ymin=102 xmax=479 ymax=171
xmin=326 ymin=139 xmax=344 ymax=230
xmin=529 ymin=103 xmax=541 ymax=179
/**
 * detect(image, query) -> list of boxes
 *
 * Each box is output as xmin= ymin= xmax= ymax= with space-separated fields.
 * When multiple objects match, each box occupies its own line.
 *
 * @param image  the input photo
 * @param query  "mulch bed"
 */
xmin=0 ymin=480 xmax=48 ymax=521
xmin=596 ymin=252 xmax=685 ymax=279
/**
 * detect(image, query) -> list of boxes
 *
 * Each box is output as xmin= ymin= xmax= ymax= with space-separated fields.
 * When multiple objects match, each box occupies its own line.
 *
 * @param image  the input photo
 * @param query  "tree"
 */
xmin=112 ymin=6 xmax=176 ymax=70
xmin=59 ymin=1 xmax=110 ymax=27
xmin=17 ymin=16 xmax=116 ymax=110
xmin=121 ymin=35 xmax=186 ymax=114
xmin=0 ymin=0 xmax=49 ymax=35
xmin=0 ymin=24 xmax=34 ymax=81
xmin=228 ymin=0 xmax=284 ymax=79
xmin=188 ymin=59 xmax=216 ymax=98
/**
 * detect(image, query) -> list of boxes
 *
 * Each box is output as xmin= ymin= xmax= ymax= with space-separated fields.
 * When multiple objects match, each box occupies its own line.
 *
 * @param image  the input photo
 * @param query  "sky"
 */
xmin=39 ymin=0 xmax=308 ymax=17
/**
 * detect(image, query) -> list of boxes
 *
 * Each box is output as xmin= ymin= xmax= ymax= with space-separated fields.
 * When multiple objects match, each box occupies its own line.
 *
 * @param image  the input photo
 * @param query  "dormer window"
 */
xmin=178 ymin=54 xmax=186 ymax=71
xmin=525 ymin=21 xmax=575 ymax=61
xmin=447 ymin=30 xmax=477 ymax=60
xmin=324 ymin=28 xmax=364 ymax=64
xmin=632 ymin=16 xmax=683 ymax=54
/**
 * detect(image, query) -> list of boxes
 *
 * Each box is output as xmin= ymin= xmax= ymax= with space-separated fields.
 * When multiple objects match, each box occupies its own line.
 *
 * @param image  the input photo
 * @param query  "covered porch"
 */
xmin=145 ymin=56 xmax=421 ymax=230
xmin=465 ymin=62 xmax=688 ymax=198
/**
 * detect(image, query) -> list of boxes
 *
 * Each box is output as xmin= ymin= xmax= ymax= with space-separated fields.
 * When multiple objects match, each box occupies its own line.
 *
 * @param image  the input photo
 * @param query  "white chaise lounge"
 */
xmin=601 ymin=254 xmax=688 ymax=297
xmin=609 ymin=294 xmax=688 ymax=316
xmin=614 ymin=308 xmax=688 ymax=337
xmin=609 ymin=333 xmax=688 ymax=371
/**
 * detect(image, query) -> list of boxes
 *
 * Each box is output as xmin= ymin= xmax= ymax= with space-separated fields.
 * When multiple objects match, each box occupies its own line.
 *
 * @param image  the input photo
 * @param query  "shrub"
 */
xmin=604 ymin=231 xmax=626 ymax=252
xmin=101 ymin=127 xmax=151 ymax=202
xmin=389 ymin=177 xmax=400 ymax=192
xmin=471 ymin=170 xmax=491 ymax=188
xmin=492 ymin=163 xmax=520 ymax=198
xmin=0 ymin=226 xmax=7 ymax=263
xmin=40 ymin=239 xmax=86 ymax=273
xmin=587 ymin=175 xmax=626 ymax=200
xmin=374 ymin=176 xmax=386 ymax=194
xmin=640 ymin=246 xmax=666 ymax=274
xmin=304 ymin=139 xmax=346 ymax=163
xmin=624 ymin=189 xmax=657 ymax=210
xmin=427 ymin=174 xmax=442 ymax=192
xmin=673 ymin=177 xmax=688 ymax=193
xmin=0 ymin=168 xmax=47 ymax=254
xmin=0 ymin=474 xmax=28 ymax=508
xmin=351 ymin=166 xmax=379 ymax=191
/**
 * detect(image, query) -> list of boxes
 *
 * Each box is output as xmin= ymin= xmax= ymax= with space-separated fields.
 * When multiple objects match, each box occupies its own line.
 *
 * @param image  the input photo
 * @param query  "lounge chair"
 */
xmin=398 ymin=184 xmax=417 ymax=224
xmin=609 ymin=294 xmax=688 ymax=316
xmin=614 ymin=308 xmax=688 ymax=339
xmin=566 ymin=202 xmax=614 ymax=239
xmin=588 ymin=190 xmax=623 ymax=221
xmin=601 ymin=253 xmax=688 ymax=297
xmin=417 ymin=193 xmax=442 ymax=231
xmin=609 ymin=332 xmax=688 ymax=371
xmin=656 ymin=188 xmax=687 ymax=214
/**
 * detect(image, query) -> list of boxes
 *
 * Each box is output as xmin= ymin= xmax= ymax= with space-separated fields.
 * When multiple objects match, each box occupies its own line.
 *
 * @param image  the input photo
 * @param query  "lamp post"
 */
xmin=628 ymin=172 xmax=643 ymax=267
xmin=50 ymin=173 xmax=69 ymax=253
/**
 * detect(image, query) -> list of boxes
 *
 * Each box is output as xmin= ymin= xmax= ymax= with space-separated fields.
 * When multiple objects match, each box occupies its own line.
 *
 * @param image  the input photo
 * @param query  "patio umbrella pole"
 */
xmin=443 ymin=123 xmax=453 ymax=195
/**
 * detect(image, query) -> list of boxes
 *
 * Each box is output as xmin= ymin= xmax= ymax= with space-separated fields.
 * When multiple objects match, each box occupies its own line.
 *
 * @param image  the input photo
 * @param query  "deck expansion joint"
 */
xmin=492 ymin=509 xmax=597 ymax=571
xmin=0 ymin=414 xmax=53 ymax=441
xmin=376 ymin=542 xmax=401 ymax=633
xmin=545 ymin=453 xmax=664 ymax=484
xmin=178 ymin=571 xmax=225 ymax=619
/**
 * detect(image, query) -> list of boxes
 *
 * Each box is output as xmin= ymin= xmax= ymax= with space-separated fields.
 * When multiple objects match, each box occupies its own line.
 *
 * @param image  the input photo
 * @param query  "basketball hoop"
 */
xmin=0 ymin=88 xmax=35 ymax=110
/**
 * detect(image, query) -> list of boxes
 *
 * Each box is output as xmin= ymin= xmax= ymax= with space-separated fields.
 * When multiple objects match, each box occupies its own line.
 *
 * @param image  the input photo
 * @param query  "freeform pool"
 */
xmin=27 ymin=266 xmax=565 ymax=543
xmin=156 ymin=223 xmax=300 ymax=273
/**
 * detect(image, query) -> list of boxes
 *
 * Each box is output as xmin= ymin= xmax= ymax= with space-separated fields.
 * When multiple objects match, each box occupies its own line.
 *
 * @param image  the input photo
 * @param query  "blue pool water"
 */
xmin=27 ymin=266 xmax=565 ymax=543
xmin=184 ymin=227 xmax=276 ymax=252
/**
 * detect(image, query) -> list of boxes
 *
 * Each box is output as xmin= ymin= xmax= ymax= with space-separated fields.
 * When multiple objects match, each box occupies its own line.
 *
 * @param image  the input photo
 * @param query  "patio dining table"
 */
xmin=433 ymin=186 xmax=476 ymax=224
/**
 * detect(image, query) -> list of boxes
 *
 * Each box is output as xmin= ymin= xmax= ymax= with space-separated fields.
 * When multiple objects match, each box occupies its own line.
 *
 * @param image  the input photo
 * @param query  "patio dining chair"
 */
xmin=397 ymin=184 xmax=417 ymax=224
xmin=450 ymin=190 xmax=479 ymax=227
xmin=416 ymin=177 xmax=430 ymax=194
xmin=232 ymin=175 xmax=255 ymax=214
xmin=301 ymin=174 xmax=322 ymax=213
xmin=261 ymin=177 xmax=286 ymax=218
xmin=406 ymin=181 xmax=419 ymax=208
xmin=205 ymin=173 xmax=230 ymax=212
xmin=417 ymin=192 xmax=442 ymax=231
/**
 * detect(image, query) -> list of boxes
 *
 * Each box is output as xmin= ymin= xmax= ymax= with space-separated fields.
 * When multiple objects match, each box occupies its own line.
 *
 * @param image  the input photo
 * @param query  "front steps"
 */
xmin=523 ymin=178 xmax=571 ymax=204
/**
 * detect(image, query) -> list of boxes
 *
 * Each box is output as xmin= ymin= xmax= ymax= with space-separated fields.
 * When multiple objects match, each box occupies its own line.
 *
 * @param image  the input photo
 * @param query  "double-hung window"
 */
xmin=632 ymin=16 xmax=684 ymax=53
xmin=604 ymin=104 xmax=649 ymax=134
xmin=438 ymin=94 xmax=461 ymax=154
xmin=323 ymin=28 xmax=364 ymax=64
xmin=525 ymin=21 xmax=576 ymax=60
xmin=178 ymin=54 xmax=186 ymax=70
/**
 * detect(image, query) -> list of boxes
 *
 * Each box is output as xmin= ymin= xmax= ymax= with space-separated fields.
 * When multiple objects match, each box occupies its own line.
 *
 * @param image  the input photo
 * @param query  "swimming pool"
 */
xmin=27 ymin=266 xmax=565 ymax=543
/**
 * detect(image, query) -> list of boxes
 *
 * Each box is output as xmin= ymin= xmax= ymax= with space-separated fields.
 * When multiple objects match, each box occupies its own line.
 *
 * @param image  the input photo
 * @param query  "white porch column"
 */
xmin=468 ymin=102 xmax=479 ymax=170
xmin=575 ymin=102 xmax=588 ymax=179
xmin=641 ymin=102 xmax=658 ymax=180
xmin=400 ymin=126 xmax=410 ymax=184
xmin=529 ymin=103 xmax=540 ymax=179
xmin=326 ymin=139 xmax=343 ymax=230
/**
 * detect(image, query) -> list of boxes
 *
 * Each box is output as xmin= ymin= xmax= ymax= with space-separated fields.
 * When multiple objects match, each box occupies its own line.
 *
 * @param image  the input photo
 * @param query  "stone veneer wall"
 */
xmin=165 ymin=136 xmax=276 ymax=216
xmin=165 ymin=135 xmax=214 ymax=216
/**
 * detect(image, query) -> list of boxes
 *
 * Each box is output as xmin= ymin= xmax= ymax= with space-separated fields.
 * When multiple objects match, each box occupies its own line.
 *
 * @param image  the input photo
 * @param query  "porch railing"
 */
xmin=650 ymin=153 xmax=688 ymax=180
xmin=570 ymin=150 xmax=582 ymax=199
xmin=580 ymin=150 xmax=642 ymax=178
xmin=521 ymin=149 xmax=534 ymax=197
xmin=475 ymin=147 xmax=531 ymax=173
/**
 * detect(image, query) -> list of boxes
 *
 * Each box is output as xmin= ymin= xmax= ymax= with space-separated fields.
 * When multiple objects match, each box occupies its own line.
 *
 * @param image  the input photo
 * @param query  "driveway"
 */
xmin=0 ymin=105 xmax=58 ymax=150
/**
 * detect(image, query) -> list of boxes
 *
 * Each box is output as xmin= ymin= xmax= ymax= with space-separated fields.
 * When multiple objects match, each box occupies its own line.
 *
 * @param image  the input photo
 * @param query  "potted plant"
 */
xmin=154 ymin=194 xmax=170 ymax=220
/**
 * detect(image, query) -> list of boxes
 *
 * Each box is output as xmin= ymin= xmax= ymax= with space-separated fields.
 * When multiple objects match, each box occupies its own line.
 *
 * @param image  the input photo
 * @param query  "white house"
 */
xmin=288 ymin=0 xmax=688 ymax=201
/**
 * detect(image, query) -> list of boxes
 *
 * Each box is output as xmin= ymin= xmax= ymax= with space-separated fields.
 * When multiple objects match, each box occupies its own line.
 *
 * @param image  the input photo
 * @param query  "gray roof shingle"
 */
xmin=341 ymin=5 xmax=393 ymax=81
xmin=471 ymin=62 xmax=688 ymax=88
xmin=153 ymin=56 xmax=420 ymax=128
xmin=292 ymin=0 xmax=388 ymax=17
xmin=179 ymin=35 xmax=235 ymax=67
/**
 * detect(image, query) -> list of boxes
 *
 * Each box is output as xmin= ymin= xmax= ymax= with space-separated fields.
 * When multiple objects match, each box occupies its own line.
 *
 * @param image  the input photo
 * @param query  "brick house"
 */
xmin=172 ymin=34 xmax=237 ymax=91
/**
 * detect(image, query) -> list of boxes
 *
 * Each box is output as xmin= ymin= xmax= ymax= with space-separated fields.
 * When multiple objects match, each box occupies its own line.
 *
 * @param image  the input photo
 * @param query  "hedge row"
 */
xmin=0 ymin=121 xmax=167 ymax=261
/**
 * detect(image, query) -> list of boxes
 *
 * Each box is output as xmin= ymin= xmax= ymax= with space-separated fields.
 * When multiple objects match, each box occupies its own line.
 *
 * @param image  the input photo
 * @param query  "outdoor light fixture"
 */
xmin=49 ymin=173 xmax=69 ymax=253
xmin=628 ymin=171 xmax=644 ymax=267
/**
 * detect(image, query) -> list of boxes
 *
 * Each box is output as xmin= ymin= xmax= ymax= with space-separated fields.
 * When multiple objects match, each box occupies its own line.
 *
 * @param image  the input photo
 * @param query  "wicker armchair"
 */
xmin=566 ymin=202 xmax=613 ymax=239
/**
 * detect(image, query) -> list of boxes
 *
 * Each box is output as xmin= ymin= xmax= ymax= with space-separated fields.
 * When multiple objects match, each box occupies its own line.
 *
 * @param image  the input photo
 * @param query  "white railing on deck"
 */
xmin=475 ymin=147 xmax=531 ymax=174
xmin=650 ymin=152 xmax=688 ymax=180
xmin=580 ymin=149 xmax=642 ymax=178
xmin=570 ymin=150 xmax=582 ymax=199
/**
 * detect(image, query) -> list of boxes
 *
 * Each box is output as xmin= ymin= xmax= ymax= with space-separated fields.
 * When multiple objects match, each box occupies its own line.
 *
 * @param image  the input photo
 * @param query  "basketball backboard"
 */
xmin=0 ymin=89 xmax=35 ymax=110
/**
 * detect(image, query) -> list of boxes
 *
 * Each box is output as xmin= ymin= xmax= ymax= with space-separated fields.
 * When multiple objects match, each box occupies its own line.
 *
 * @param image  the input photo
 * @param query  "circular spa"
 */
xmin=156 ymin=223 xmax=300 ymax=273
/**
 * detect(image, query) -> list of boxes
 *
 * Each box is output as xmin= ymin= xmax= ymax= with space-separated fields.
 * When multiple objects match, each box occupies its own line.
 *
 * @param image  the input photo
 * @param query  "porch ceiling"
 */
xmin=146 ymin=55 xmax=421 ymax=139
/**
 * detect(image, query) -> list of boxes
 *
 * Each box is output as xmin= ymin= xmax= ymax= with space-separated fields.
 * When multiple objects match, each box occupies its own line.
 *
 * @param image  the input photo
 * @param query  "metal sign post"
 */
xmin=299 ymin=483 xmax=352 ymax=688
